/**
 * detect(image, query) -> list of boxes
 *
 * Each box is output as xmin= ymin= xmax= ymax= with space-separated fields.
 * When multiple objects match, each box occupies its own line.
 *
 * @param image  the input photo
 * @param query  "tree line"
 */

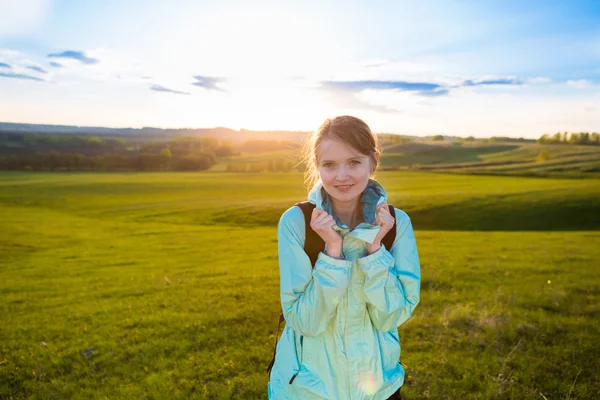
xmin=0 ymin=135 xmax=236 ymax=172
xmin=0 ymin=132 xmax=129 ymax=155
xmin=225 ymin=159 xmax=300 ymax=173
xmin=0 ymin=151 xmax=218 ymax=172
xmin=538 ymin=132 xmax=600 ymax=145
xmin=0 ymin=132 xmax=306 ymax=172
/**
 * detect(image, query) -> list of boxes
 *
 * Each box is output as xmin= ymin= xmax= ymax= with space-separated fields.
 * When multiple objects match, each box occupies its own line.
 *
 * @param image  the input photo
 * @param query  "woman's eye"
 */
xmin=350 ymin=160 xmax=361 ymax=165
xmin=323 ymin=163 xmax=334 ymax=168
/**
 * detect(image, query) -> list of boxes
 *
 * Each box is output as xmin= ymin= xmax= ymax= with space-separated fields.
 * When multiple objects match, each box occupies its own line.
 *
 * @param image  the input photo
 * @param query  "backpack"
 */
xmin=267 ymin=201 xmax=397 ymax=374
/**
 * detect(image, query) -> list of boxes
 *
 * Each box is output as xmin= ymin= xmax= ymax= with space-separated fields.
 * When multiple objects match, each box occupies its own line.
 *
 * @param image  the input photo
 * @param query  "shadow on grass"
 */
xmin=407 ymin=192 xmax=600 ymax=231
xmin=212 ymin=190 xmax=600 ymax=231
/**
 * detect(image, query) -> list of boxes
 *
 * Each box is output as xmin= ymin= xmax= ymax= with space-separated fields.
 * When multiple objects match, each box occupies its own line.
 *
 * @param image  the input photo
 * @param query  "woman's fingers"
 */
xmin=310 ymin=209 xmax=325 ymax=226
xmin=309 ymin=209 xmax=341 ymax=244
xmin=374 ymin=203 xmax=395 ymax=230
xmin=377 ymin=209 xmax=395 ymax=228
xmin=311 ymin=208 xmax=323 ymax=221
xmin=312 ymin=211 xmax=329 ymax=227
xmin=322 ymin=215 xmax=336 ymax=229
xmin=315 ymin=215 xmax=335 ymax=230
xmin=374 ymin=202 xmax=387 ymax=225
xmin=376 ymin=202 xmax=388 ymax=211
xmin=311 ymin=209 xmax=336 ymax=232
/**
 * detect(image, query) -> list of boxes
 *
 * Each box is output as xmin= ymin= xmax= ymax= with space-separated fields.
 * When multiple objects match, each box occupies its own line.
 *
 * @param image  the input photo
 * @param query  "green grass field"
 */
xmin=1 ymin=171 xmax=599 ymax=399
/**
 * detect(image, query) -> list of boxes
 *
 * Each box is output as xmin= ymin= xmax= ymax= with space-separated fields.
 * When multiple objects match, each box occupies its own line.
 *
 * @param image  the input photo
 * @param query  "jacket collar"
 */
xmin=307 ymin=179 xmax=387 ymax=244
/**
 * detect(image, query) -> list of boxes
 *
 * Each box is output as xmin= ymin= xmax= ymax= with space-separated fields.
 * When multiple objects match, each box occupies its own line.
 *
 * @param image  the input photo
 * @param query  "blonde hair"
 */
xmin=301 ymin=115 xmax=381 ymax=189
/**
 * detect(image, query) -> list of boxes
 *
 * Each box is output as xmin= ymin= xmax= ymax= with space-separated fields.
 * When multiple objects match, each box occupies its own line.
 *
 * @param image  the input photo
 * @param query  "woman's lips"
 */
xmin=334 ymin=184 xmax=354 ymax=192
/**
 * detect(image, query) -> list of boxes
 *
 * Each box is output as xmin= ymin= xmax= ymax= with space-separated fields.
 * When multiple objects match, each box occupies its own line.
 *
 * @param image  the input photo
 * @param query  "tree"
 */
xmin=137 ymin=153 xmax=162 ymax=171
xmin=45 ymin=151 xmax=61 ymax=171
xmin=581 ymin=132 xmax=590 ymax=144
xmin=569 ymin=133 xmax=579 ymax=144
xmin=552 ymin=132 xmax=562 ymax=144
xmin=172 ymin=154 xmax=215 ymax=171
xmin=538 ymin=134 xmax=550 ymax=144
xmin=160 ymin=148 xmax=172 ymax=171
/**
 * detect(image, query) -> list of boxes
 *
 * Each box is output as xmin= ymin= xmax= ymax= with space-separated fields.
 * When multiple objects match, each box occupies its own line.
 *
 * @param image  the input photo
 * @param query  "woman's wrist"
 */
xmin=325 ymin=241 xmax=343 ymax=259
xmin=366 ymin=241 xmax=381 ymax=254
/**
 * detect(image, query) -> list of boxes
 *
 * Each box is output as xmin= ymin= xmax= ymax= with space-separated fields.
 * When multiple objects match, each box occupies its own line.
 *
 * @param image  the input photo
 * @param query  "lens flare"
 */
xmin=357 ymin=371 xmax=377 ymax=395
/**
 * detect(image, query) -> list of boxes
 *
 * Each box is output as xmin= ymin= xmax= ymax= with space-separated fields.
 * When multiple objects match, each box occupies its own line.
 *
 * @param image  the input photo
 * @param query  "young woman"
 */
xmin=268 ymin=116 xmax=421 ymax=400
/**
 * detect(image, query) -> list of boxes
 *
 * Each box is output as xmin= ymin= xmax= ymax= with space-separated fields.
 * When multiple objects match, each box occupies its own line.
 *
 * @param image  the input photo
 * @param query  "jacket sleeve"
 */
xmin=359 ymin=209 xmax=421 ymax=332
xmin=278 ymin=206 xmax=352 ymax=337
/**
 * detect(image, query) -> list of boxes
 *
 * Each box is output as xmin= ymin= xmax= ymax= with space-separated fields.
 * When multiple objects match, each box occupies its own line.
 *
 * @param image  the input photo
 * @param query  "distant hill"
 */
xmin=0 ymin=122 xmax=310 ymax=142
xmin=0 ymin=122 xmax=433 ymax=144
xmin=380 ymin=141 xmax=600 ymax=177
xmin=2 ymin=122 xmax=598 ymax=177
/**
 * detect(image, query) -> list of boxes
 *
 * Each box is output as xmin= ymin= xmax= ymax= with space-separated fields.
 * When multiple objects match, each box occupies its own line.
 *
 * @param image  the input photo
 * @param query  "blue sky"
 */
xmin=1 ymin=0 xmax=599 ymax=137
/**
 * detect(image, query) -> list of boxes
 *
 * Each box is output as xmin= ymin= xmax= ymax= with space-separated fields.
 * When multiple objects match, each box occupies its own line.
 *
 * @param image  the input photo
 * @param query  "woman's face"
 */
xmin=316 ymin=138 xmax=375 ymax=204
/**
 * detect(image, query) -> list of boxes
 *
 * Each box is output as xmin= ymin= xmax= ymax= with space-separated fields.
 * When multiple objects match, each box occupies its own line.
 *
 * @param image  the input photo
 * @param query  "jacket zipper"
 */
xmin=289 ymin=334 xmax=303 ymax=384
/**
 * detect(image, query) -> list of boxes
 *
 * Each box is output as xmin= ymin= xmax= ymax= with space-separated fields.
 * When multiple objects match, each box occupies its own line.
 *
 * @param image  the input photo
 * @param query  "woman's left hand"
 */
xmin=366 ymin=202 xmax=395 ymax=254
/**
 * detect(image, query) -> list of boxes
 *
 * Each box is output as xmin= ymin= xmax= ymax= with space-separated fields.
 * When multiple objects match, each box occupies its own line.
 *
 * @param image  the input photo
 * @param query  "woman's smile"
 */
xmin=334 ymin=184 xmax=354 ymax=192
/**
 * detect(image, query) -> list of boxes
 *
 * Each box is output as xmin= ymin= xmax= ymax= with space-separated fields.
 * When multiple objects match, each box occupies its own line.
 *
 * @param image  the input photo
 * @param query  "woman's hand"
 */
xmin=366 ymin=202 xmax=395 ymax=254
xmin=310 ymin=208 xmax=343 ymax=258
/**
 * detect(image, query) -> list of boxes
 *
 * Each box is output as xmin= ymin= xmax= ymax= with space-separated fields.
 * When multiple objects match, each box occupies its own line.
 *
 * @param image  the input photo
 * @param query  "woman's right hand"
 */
xmin=310 ymin=209 xmax=343 ymax=258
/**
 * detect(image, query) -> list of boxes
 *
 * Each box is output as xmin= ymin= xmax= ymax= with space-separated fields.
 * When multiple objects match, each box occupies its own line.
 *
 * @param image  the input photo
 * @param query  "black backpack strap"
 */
xmin=381 ymin=205 xmax=396 ymax=251
xmin=294 ymin=201 xmax=324 ymax=268
xmin=267 ymin=313 xmax=286 ymax=375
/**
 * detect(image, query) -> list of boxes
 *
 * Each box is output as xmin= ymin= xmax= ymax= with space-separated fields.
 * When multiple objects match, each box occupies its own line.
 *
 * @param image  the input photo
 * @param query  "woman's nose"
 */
xmin=336 ymin=165 xmax=349 ymax=180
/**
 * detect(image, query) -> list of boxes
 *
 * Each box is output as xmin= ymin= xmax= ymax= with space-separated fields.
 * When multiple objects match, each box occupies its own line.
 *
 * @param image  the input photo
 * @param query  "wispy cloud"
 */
xmin=26 ymin=65 xmax=47 ymax=74
xmin=321 ymin=77 xmax=527 ymax=97
xmin=316 ymin=75 xmax=541 ymax=112
xmin=48 ymin=50 xmax=100 ymax=65
xmin=192 ymin=75 xmax=226 ymax=92
xmin=150 ymin=84 xmax=190 ymax=95
xmin=418 ymin=89 xmax=450 ymax=97
xmin=49 ymin=61 xmax=63 ymax=68
xmin=567 ymin=79 xmax=592 ymax=89
xmin=321 ymin=79 xmax=448 ymax=97
xmin=459 ymin=78 xmax=523 ymax=87
xmin=0 ymin=72 xmax=44 ymax=82
xmin=0 ymin=62 xmax=11 ymax=69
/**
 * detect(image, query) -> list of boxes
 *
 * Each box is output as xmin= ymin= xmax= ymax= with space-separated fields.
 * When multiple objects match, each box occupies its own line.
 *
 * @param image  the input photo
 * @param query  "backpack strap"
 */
xmin=294 ymin=201 xmax=324 ymax=267
xmin=266 ymin=313 xmax=286 ymax=375
xmin=381 ymin=205 xmax=397 ymax=251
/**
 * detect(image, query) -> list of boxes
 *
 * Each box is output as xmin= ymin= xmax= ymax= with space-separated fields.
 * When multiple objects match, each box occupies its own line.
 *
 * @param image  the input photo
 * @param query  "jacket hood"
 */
xmin=307 ymin=178 xmax=388 ymax=244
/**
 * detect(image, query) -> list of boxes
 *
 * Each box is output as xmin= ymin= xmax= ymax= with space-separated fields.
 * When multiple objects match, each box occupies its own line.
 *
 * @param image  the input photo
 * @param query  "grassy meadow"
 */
xmin=1 ymin=171 xmax=599 ymax=399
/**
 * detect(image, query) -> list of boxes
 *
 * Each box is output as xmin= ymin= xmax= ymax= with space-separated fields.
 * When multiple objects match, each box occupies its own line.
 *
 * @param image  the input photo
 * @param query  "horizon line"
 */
xmin=0 ymin=120 xmax=572 ymax=140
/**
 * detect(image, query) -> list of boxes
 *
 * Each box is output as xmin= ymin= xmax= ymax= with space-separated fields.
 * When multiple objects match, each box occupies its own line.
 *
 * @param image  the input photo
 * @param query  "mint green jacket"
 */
xmin=268 ymin=180 xmax=421 ymax=400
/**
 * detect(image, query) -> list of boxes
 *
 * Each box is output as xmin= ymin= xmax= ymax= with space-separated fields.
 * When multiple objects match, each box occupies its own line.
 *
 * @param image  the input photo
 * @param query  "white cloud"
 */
xmin=526 ymin=77 xmax=552 ymax=84
xmin=0 ymin=0 xmax=51 ymax=36
xmin=566 ymin=79 xmax=592 ymax=89
xmin=0 ymin=48 xmax=49 ymax=81
xmin=0 ymin=48 xmax=29 ymax=64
